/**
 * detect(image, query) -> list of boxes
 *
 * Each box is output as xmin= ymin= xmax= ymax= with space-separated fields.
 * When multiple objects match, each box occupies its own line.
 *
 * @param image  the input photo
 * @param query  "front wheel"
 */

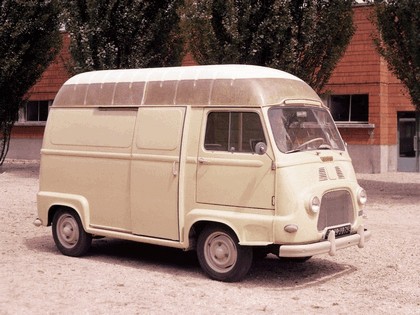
xmin=52 ymin=208 xmax=92 ymax=257
xmin=197 ymin=225 xmax=253 ymax=282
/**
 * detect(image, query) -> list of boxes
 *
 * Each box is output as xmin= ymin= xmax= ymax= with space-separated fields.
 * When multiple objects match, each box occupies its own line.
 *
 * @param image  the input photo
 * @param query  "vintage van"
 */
xmin=35 ymin=65 xmax=371 ymax=282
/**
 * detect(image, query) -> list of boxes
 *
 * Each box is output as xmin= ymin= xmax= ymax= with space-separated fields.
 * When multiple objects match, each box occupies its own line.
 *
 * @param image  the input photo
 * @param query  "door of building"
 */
xmin=397 ymin=112 xmax=420 ymax=172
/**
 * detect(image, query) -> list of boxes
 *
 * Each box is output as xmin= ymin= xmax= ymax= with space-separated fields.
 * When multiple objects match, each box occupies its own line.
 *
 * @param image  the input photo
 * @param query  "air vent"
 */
xmin=319 ymin=167 xmax=328 ymax=181
xmin=335 ymin=166 xmax=345 ymax=179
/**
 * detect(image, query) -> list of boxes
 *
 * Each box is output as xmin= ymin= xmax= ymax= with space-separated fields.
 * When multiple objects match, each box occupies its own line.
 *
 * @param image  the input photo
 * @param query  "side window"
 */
xmin=204 ymin=112 xmax=265 ymax=153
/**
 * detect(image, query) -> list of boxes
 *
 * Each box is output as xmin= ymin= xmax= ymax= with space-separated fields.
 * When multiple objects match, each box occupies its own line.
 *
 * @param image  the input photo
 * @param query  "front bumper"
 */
xmin=279 ymin=225 xmax=371 ymax=257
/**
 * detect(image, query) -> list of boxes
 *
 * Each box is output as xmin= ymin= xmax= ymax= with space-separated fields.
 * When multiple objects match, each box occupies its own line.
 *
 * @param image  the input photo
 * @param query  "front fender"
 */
xmin=185 ymin=208 xmax=274 ymax=246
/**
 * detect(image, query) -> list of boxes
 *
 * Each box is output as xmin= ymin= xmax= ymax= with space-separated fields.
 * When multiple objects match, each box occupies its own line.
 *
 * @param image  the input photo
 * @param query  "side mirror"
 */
xmin=254 ymin=142 xmax=267 ymax=155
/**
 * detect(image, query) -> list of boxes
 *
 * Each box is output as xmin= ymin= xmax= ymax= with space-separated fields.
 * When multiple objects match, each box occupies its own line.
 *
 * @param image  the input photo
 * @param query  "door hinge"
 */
xmin=271 ymin=196 xmax=275 ymax=206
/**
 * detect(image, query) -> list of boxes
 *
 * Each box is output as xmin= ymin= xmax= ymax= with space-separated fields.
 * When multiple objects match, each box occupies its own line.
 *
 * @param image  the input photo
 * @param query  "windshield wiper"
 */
xmin=318 ymin=144 xmax=332 ymax=150
xmin=285 ymin=148 xmax=301 ymax=154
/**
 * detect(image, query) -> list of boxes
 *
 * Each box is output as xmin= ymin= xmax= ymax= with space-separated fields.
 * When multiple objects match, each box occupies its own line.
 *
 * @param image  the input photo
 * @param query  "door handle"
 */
xmin=414 ymin=136 xmax=418 ymax=152
xmin=198 ymin=157 xmax=206 ymax=164
xmin=172 ymin=161 xmax=178 ymax=176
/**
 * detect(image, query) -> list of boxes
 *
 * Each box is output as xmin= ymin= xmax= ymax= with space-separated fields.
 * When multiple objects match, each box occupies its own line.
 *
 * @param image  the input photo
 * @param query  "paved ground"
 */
xmin=1 ymin=160 xmax=419 ymax=314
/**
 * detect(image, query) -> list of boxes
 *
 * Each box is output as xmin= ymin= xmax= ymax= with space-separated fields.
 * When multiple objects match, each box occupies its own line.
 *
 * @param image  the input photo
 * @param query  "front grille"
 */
xmin=317 ymin=190 xmax=354 ymax=231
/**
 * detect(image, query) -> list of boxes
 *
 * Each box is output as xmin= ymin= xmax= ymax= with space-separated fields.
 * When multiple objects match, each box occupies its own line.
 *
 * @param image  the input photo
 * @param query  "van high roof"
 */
xmin=53 ymin=64 xmax=321 ymax=108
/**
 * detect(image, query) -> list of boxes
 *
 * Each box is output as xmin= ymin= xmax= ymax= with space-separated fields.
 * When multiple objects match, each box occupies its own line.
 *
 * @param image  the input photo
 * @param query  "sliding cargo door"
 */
xmin=131 ymin=107 xmax=186 ymax=240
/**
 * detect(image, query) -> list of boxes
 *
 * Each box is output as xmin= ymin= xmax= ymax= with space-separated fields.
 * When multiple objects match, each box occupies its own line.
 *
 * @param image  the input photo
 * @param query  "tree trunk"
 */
xmin=0 ymin=121 xmax=13 ymax=166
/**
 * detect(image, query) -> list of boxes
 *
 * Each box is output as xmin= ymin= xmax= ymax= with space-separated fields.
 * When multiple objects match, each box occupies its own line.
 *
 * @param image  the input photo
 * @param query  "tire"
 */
xmin=197 ymin=225 xmax=253 ymax=282
xmin=52 ymin=208 xmax=92 ymax=257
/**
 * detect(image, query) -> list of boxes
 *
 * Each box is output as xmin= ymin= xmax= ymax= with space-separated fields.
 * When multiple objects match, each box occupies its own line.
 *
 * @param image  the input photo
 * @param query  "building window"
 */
xmin=22 ymin=100 xmax=52 ymax=122
xmin=204 ymin=111 xmax=266 ymax=153
xmin=328 ymin=94 xmax=369 ymax=122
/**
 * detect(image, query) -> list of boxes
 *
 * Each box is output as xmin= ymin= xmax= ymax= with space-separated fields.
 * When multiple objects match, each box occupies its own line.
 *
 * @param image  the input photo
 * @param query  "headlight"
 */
xmin=307 ymin=196 xmax=321 ymax=214
xmin=357 ymin=187 xmax=367 ymax=205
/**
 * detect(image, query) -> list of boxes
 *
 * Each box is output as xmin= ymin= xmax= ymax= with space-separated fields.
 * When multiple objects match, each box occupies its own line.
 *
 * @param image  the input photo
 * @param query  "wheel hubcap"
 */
xmin=204 ymin=232 xmax=237 ymax=273
xmin=56 ymin=215 xmax=79 ymax=249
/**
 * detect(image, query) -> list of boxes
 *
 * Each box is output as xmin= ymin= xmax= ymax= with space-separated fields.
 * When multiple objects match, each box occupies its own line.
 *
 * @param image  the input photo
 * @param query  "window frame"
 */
xmin=17 ymin=100 xmax=53 ymax=125
xmin=203 ymin=110 xmax=267 ymax=154
xmin=327 ymin=94 xmax=369 ymax=123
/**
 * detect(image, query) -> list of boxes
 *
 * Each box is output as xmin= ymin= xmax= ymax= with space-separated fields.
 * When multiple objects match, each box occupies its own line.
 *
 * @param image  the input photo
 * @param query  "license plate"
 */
xmin=325 ymin=224 xmax=351 ymax=239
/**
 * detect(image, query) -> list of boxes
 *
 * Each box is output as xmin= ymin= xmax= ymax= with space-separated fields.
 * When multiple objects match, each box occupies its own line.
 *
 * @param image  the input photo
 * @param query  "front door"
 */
xmin=197 ymin=110 xmax=275 ymax=210
xmin=131 ymin=107 xmax=186 ymax=240
xmin=397 ymin=112 xmax=420 ymax=172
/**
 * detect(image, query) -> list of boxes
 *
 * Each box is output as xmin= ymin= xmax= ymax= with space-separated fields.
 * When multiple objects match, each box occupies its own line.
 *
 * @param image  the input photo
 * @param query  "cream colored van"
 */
xmin=35 ymin=65 xmax=371 ymax=282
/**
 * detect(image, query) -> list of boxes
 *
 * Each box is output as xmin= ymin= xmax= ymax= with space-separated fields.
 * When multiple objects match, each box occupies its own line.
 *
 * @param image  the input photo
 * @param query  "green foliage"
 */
xmin=183 ymin=0 xmax=355 ymax=92
xmin=373 ymin=0 xmax=420 ymax=110
xmin=62 ymin=0 xmax=185 ymax=73
xmin=0 ymin=0 xmax=62 ymax=165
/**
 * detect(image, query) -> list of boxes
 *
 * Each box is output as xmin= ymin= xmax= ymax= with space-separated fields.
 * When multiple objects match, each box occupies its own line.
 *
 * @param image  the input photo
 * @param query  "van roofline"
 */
xmin=53 ymin=65 xmax=322 ymax=108
xmin=65 ymin=64 xmax=303 ymax=85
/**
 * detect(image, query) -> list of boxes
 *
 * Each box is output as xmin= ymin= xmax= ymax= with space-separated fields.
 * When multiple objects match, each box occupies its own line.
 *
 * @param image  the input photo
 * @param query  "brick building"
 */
xmin=321 ymin=4 xmax=418 ymax=173
xmin=6 ymin=4 xmax=419 ymax=173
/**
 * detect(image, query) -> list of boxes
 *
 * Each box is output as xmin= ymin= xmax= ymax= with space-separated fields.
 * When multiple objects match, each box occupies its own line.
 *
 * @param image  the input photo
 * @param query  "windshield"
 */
xmin=268 ymin=106 xmax=345 ymax=153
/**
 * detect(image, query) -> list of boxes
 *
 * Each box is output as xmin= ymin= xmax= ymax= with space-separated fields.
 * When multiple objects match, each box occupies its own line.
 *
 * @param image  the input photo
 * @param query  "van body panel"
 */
xmin=272 ymin=160 xmax=363 ymax=244
xmin=84 ymin=226 xmax=186 ymax=249
xmin=39 ymin=107 xmax=135 ymax=232
xmin=196 ymin=153 xmax=275 ymax=209
xmin=39 ymin=153 xmax=133 ymax=231
xmin=50 ymin=108 xmax=136 ymax=149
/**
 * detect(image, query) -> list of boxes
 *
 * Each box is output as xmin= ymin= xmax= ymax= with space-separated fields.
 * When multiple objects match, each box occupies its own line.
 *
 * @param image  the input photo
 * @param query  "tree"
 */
xmin=373 ymin=0 xmax=420 ymax=110
xmin=62 ymin=0 xmax=184 ymax=74
xmin=182 ymin=0 xmax=355 ymax=92
xmin=0 ymin=0 xmax=62 ymax=165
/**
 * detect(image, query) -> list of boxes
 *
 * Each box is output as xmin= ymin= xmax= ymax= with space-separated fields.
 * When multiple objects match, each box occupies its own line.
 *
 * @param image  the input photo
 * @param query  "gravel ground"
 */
xmin=0 ymin=160 xmax=419 ymax=315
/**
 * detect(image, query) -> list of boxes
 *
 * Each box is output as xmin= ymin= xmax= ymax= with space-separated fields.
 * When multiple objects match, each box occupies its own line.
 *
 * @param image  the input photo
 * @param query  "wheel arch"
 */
xmin=184 ymin=208 xmax=273 ymax=248
xmin=38 ymin=192 xmax=89 ymax=228
xmin=48 ymin=205 xmax=80 ymax=226
xmin=188 ymin=220 xmax=240 ymax=250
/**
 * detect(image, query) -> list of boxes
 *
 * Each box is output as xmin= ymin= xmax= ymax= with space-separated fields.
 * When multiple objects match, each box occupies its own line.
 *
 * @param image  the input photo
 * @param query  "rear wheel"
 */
xmin=52 ymin=208 xmax=92 ymax=257
xmin=197 ymin=225 xmax=253 ymax=282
